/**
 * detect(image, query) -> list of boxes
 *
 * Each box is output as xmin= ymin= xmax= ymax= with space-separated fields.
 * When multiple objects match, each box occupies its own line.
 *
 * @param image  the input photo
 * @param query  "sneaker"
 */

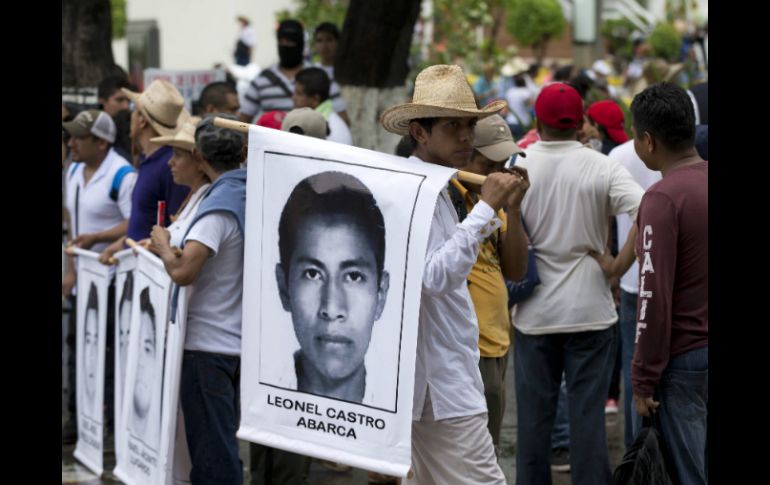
xmin=550 ymin=447 xmax=570 ymax=473
xmin=62 ymin=418 xmax=77 ymax=445
xmin=605 ymin=398 xmax=619 ymax=414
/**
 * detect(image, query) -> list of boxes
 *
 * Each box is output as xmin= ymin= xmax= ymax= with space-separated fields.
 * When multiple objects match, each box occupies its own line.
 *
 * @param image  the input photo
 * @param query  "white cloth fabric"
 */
xmin=183 ymin=212 xmax=244 ymax=355
xmin=326 ymin=111 xmax=352 ymax=145
xmin=65 ymin=148 xmax=136 ymax=254
xmin=239 ymin=25 xmax=257 ymax=48
xmin=404 ymin=389 xmax=505 ymax=485
xmin=504 ymin=86 xmax=533 ymax=127
xmin=409 ymin=156 xmax=501 ymax=421
xmin=167 ymin=183 xmax=211 ymax=248
xmin=514 ymin=141 xmax=644 ymax=335
xmin=607 ymin=140 xmax=662 ymax=294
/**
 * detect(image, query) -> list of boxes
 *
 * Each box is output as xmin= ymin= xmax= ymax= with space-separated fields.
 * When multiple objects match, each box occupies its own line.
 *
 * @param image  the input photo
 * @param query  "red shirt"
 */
xmin=632 ymin=161 xmax=708 ymax=397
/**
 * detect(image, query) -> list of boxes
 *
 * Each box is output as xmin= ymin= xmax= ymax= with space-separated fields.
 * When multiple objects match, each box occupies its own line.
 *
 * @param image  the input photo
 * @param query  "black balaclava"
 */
xmin=277 ymin=19 xmax=305 ymax=69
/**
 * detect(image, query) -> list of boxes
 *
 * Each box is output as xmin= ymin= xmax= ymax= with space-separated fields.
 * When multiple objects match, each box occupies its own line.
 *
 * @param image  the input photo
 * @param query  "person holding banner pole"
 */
xmin=62 ymin=109 xmax=136 ymax=445
xmin=151 ymin=114 xmax=246 ymax=485
xmin=380 ymin=64 xmax=526 ymax=484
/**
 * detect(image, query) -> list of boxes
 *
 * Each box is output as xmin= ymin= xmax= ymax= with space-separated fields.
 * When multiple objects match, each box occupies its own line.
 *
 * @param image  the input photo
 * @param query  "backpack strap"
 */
xmin=260 ymin=68 xmax=294 ymax=98
xmin=67 ymin=162 xmax=82 ymax=180
xmin=109 ymin=165 xmax=135 ymax=202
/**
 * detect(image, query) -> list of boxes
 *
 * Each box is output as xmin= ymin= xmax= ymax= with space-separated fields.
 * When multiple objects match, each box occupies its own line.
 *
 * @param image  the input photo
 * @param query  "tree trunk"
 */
xmin=335 ymin=0 xmax=422 ymax=152
xmin=62 ymin=0 xmax=123 ymax=89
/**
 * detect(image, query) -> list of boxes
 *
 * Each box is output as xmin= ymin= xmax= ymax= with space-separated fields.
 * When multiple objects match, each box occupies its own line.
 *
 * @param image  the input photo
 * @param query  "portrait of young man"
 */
xmin=81 ymin=281 xmax=100 ymax=421
xmin=272 ymin=171 xmax=391 ymax=406
xmin=130 ymin=286 xmax=159 ymax=449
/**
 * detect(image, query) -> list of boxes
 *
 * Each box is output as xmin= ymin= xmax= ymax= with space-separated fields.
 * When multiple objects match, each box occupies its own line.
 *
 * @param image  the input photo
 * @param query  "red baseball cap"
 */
xmin=256 ymin=110 xmax=286 ymax=130
xmin=586 ymin=100 xmax=629 ymax=144
xmin=534 ymin=82 xmax=583 ymax=129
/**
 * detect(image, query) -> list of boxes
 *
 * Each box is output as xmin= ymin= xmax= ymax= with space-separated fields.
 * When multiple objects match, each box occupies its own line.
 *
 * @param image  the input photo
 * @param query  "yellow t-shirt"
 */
xmin=449 ymin=179 xmax=511 ymax=357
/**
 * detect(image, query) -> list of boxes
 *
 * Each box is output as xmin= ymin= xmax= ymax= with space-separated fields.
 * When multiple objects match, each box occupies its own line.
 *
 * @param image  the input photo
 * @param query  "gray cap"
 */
xmin=473 ymin=114 xmax=524 ymax=162
xmin=62 ymin=109 xmax=116 ymax=144
xmin=281 ymin=107 xmax=328 ymax=140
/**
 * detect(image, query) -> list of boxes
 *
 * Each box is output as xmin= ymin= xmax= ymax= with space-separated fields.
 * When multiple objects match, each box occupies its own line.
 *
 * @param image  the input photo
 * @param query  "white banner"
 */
xmin=114 ymin=248 xmax=136 ymax=460
xmin=73 ymin=248 xmax=111 ymax=476
xmin=114 ymin=246 xmax=173 ymax=485
xmin=238 ymin=126 xmax=454 ymax=477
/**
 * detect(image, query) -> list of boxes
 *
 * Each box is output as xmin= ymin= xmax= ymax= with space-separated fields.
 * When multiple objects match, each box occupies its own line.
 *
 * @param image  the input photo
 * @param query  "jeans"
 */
xmin=180 ymin=350 xmax=243 ymax=485
xmin=550 ymin=373 xmax=569 ymax=450
xmin=620 ymin=290 xmax=642 ymax=449
xmin=514 ymin=326 xmax=615 ymax=485
xmin=656 ymin=346 xmax=708 ymax=485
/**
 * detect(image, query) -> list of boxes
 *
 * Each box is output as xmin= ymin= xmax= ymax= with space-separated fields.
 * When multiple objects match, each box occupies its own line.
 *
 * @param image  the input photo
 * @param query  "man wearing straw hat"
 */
xmin=381 ymin=64 xmax=525 ymax=484
xmin=99 ymin=79 xmax=191 ymax=264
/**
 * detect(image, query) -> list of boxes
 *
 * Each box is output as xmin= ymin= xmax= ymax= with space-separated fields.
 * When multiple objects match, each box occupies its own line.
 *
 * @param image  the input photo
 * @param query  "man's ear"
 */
xmin=409 ymin=121 xmax=428 ymax=145
xmin=373 ymin=271 xmax=390 ymax=321
xmin=642 ymin=131 xmax=655 ymax=153
xmin=275 ymin=264 xmax=292 ymax=311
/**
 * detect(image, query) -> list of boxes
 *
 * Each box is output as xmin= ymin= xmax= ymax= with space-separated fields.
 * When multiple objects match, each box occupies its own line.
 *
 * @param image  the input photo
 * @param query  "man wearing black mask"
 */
xmin=239 ymin=19 xmax=311 ymax=123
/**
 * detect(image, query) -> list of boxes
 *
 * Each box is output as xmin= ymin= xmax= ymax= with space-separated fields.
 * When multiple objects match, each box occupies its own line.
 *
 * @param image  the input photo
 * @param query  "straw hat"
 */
xmin=631 ymin=59 xmax=684 ymax=97
xmin=381 ymin=65 xmax=506 ymax=136
xmin=501 ymin=57 xmax=530 ymax=77
xmin=150 ymin=116 xmax=202 ymax=152
xmin=122 ymin=79 xmax=191 ymax=137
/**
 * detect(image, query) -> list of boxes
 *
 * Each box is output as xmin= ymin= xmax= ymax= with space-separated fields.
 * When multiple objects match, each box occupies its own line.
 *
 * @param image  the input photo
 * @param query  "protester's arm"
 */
xmin=499 ymin=166 xmax=530 ymax=281
xmin=62 ymin=211 xmax=76 ymax=297
xmin=631 ymin=193 xmax=678 ymax=405
xmin=590 ymin=224 xmax=638 ymax=279
xmin=151 ymin=225 xmax=210 ymax=286
xmin=99 ymin=235 xmax=126 ymax=265
xmin=71 ymin=220 xmax=129 ymax=250
xmin=423 ymin=173 xmax=518 ymax=296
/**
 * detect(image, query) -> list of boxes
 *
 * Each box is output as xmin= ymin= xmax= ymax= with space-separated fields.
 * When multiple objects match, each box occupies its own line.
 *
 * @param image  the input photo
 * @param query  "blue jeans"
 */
xmin=181 ymin=350 xmax=243 ymax=485
xmin=550 ymin=373 xmax=569 ymax=450
xmin=656 ymin=346 xmax=708 ymax=485
xmin=620 ymin=290 xmax=642 ymax=449
xmin=514 ymin=326 xmax=614 ymax=485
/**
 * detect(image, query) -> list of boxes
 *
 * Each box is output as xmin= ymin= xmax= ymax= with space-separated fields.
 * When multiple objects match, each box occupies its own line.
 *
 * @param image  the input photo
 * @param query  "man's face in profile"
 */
xmin=133 ymin=310 xmax=156 ymax=419
xmin=84 ymin=307 xmax=99 ymax=402
xmin=277 ymin=215 xmax=389 ymax=382
xmin=118 ymin=294 xmax=131 ymax=375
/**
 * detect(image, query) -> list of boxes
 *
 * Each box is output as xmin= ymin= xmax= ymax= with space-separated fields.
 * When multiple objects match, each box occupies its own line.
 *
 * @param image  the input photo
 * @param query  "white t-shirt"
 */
xmin=514 ymin=141 xmax=644 ymax=334
xmin=167 ymin=183 xmax=211 ymax=248
xmin=65 ymin=148 xmax=136 ymax=254
xmin=607 ymin=140 xmax=662 ymax=294
xmin=183 ymin=212 xmax=244 ymax=356
xmin=326 ymin=111 xmax=352 ymax=145
xmin=504 ymin=86 xmax=533 ymax=127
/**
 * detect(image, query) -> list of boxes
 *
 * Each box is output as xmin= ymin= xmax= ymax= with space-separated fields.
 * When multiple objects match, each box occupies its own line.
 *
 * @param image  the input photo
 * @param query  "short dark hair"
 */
xmin=408 ymin=118 xmax=438 ymax=148
xmin=98 ymin=75 xmax=130 ymax=101
xmin=314 ymin=22 xmax=340 ymax=40
xmin=295 ymin=67 xmax=331 ymax=102
xmin=278 ymin=171 xmax=386 ymax=281
xmin=87 ymin=282 xmax=99 ymax=312
xmin=540 ymin=123 xmax=577 ymax=140
xmin=198 ymin=81 xmax=237 ymax=112
xmin=631 ymin=82 xmax=695 ymax=152
xmin=139 ymin=286 xmax=156 ymax=335
xmin=119 ymin=271 xmax=134 ymax=313
xmin=195 ymin=113 xmax=246 ymax=172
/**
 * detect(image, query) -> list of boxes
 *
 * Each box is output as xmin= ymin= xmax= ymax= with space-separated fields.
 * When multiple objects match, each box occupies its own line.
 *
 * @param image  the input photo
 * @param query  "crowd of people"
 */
xmin=62 ymin=15 xmax=708 ymax=485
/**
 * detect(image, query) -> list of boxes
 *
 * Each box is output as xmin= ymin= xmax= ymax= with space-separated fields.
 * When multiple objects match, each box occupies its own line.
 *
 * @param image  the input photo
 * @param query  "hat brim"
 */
xmin=150 ymin=135 xmax=194 ymax=152
xmin=381 ymin=100 xmax=507 ymax=136
xmin=606 ymin=127 xmax=629 ymax=144
xmin=476 ymin=140 xmax=524 ymax=162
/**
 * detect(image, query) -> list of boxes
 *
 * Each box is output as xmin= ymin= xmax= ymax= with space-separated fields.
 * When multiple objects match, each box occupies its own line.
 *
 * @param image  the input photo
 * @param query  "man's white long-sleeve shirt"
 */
xmin=409 ymin=156 xmax=503 ymax=421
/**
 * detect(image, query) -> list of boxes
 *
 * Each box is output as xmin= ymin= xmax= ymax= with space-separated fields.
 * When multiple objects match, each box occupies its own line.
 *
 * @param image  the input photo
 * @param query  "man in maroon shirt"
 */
xmin=630 ymin=82 xmax=708 ymax=484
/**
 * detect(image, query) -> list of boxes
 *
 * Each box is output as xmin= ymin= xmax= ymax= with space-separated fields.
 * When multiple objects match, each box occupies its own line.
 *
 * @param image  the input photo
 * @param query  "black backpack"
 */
xmin=613 ymin=415 xmax=678 ymax=485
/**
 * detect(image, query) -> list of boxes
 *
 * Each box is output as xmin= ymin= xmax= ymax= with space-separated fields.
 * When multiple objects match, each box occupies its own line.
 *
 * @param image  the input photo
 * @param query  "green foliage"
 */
xmin=276 ymin=0 xmax=349 ymax=36
xmin=111 ymin=0 xmax=126 ymax=39
xmin=600 ymin=18 xmax=639 ymax=62
xmin=427 ymin=0 xmax=496 ymax=73
xmin=505 ymin=0 xmax=565 ymax=49
xmin=648 ymin=22 xmax=682 ymax=61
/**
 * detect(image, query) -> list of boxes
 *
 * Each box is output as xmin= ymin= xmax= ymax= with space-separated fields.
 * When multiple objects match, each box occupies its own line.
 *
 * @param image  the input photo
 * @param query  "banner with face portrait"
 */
xmin=114 ymin=246 xmax=174 ymax=485
xmin=73 ymin=248 xmax=111 ymax=476
xmin=239 ymin=126 xmax=455 ymax=477
xmin=114 ymin=248 xmax=136 ymax=460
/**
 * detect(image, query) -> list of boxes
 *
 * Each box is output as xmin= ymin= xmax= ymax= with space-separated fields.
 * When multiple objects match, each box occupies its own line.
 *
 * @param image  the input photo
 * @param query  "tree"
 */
xmin=334 ymin=0 xmax=422 ymax=152
xmin=648 ymin=22 xmax=683 ymax=62
xmin=277 ymin=0 xmax=349 ymax=35
xmin=505 ymin=0 xmax=565 ymax=65
xmin=62 ymin=0 xmax=124 ymax=88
